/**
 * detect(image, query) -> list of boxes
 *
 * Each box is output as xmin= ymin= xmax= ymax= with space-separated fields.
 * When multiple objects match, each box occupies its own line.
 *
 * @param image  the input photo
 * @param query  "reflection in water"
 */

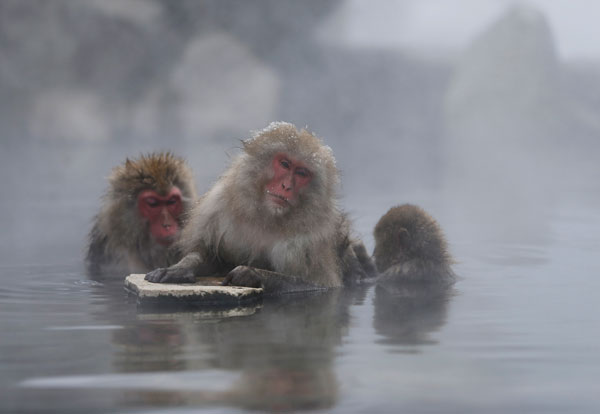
xmin=186 ymin=291 xmax=355 ymax=411
xmin=15 ymin=280 xmax=453 ymax=412
xmin=106 ymin=289 xmax=362 ymax=411
xmin=373 ymin=282 xmax=453 ymax=349
xmin=113 ymin=322 xmax=186 ymax=372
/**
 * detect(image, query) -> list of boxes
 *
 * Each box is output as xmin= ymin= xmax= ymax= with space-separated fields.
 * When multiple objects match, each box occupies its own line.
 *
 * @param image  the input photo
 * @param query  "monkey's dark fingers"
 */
xmin=221 ymin=273 xmax=233 ymax=286
xmin=223 ymin=266 xmax=263 ymax=288
xmin=145 ymin=268 xmax=168 ymax=283
xmin=148 ymin=266 xmax=196 ymax=284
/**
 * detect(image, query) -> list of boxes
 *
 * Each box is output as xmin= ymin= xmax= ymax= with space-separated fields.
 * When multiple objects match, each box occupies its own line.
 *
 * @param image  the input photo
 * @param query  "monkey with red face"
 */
xmin=87 ymin=153 xmax=197 ymax=277
xmin=145 ymin=122 xmax=375 ymax=292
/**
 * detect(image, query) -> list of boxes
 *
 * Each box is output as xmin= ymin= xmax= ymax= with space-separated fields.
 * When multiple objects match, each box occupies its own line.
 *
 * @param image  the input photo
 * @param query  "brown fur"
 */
xmin=373 ymin=204 xmax=454 ymax=283
xmin=146 ymin=122 xmax=374 ymax=291
xmin=86 ymin=152 xmax=197 ymax=277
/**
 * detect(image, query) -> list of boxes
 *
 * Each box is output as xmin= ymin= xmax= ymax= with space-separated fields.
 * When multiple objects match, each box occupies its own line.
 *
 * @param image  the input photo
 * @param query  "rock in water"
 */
xmin=124 ymin=274 xmax=263 ymax=307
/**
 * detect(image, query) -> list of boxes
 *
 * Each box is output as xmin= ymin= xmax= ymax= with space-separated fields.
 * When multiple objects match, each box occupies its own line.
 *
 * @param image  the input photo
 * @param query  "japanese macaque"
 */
xmin=86 ymin=153 xmax=197 ymax=277
xmin=145 ymin=122 xmax=375 ymax=293
xmin=373 ymin=204 xmax=454 ymax=284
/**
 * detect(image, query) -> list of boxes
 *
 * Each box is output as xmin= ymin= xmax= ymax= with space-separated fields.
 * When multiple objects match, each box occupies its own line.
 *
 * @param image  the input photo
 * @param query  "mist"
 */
xmin=1 ymin=1 xmax=598 ymax=264
xmin=2 ymin=2 xmax=600 ymax=413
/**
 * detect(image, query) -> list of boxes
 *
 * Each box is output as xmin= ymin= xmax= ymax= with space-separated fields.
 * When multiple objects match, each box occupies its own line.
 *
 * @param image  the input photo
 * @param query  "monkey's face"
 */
xmin=137 ymin=187 xmax=183 ymax=245
xmin=264 ymin=153 xmax=312 ymax=216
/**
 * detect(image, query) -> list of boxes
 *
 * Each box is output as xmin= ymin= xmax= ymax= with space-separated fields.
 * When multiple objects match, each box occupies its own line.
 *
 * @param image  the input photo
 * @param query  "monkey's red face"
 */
xmin=137 ymin=187 xmax=183 ymax=245
xmin=265 ymin=153 xmax=312 ymax=213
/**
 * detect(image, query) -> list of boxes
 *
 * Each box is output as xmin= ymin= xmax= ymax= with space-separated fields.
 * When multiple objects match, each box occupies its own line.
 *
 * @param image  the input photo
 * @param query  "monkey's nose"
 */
xmin=162 ymin=223 xmax=171 ymax=229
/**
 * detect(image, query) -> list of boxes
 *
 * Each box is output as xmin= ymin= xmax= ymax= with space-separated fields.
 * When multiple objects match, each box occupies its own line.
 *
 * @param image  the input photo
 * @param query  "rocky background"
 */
xmin=1 ymin=0 xmax=598 ymax=264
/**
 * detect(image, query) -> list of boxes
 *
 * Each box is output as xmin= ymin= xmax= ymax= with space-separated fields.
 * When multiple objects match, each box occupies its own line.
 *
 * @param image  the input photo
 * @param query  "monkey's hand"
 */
xmin=222 ymin=266 xmax=263 ymax=288
xmin=145 ymin=252 xmax=205 ymax=283
xmin=223 ymin=266 xmax=326 ymax=295
xmin=145 ymin=266 xmax=196 ymax=283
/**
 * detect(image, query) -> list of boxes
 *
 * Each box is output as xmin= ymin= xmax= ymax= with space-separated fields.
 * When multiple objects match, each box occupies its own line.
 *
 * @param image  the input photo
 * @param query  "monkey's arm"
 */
xmin=337 ymin=240 xmax=378 ymax=286
xmin=351 ymin=241 xmax=378 ymax=278
xmin=145 ymin=252 xmax=219 ymax=283
xmin=222 ymin=266 xmax=326 ymax=295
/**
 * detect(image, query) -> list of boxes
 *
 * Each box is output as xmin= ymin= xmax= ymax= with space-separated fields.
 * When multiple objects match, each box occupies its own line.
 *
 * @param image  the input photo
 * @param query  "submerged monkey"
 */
xmin=86 ymin=152 xmax=197 ymax=277
xmin=373 ymin=204 xmax=455 ymax=285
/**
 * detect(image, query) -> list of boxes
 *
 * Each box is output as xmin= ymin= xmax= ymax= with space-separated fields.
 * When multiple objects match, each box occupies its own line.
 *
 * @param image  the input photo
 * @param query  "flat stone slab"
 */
xmin=124 ymin=274 xmax=263 ymax=307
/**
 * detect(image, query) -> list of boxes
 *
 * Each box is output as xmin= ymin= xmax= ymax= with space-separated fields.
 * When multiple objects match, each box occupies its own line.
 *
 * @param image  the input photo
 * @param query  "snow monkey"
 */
xmin=86 ymin=152 xmax=197 ymax=277
xmin=145 ymin=122 xmax=376 ymax=293
xmin=373 ymin=204 xmax=455 ymax=285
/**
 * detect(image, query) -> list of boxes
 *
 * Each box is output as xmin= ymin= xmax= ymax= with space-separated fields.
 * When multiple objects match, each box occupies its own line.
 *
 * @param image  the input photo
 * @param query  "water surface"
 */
xmin=1 ymin=199 xmax=599 ymax=414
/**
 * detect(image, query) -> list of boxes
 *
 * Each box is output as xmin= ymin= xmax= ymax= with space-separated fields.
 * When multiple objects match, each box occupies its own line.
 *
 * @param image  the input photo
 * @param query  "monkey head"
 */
xmin=107 ymin=153 xmax=196 ymax=246
xmin=236 ymin=122 xmax=339 ymax=220
xmin=373 ymin=204 xmax=451 ymax=274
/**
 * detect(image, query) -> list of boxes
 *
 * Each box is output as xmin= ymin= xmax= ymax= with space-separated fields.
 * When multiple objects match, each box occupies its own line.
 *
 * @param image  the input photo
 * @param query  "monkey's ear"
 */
xmin=398 ymin=228 xmax=411 ymax=246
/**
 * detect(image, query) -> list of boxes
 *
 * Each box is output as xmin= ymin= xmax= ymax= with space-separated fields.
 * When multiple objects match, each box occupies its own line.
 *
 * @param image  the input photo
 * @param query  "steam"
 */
xmin=0 ymin=1 xmax=598 ymax=264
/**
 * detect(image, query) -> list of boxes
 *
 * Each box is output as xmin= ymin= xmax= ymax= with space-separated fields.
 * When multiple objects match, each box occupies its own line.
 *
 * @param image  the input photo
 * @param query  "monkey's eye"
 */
xmin=280 ymin=159 xmax=291 ymax=169
xmin=145 ymin=197 xmax=159 ymax=207
xmin=166 ymin=197 xmax=179 ymax=206
xmin=295 ymin=168 xmax=310 ymax=178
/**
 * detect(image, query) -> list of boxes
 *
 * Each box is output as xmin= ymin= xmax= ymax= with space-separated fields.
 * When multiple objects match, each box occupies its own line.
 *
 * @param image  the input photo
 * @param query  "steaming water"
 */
xmin=1 ymin=196 xmax=599 ymax=414
xmin=2 ymin=2 xmax=600 ymax=412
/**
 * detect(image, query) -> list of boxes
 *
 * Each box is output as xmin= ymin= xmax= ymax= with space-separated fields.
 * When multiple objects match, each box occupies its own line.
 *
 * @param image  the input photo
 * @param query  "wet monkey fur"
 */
xmin=145 ymin=123 xmax=453 ymax=293
xmin=86 ymin=153 xmax=197 ymax=277
xmin=373 ymin=204 xmax=455 ymax=285
xmin=145 ymin=122 xmax=376 ymax=292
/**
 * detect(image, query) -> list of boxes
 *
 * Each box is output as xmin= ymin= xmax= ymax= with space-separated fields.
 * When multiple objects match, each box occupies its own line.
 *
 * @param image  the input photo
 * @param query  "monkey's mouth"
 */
xmin=266 ymin=190 xmax=290 ymax=207
xmin=151 ymin=222 xmax=179 ymax=246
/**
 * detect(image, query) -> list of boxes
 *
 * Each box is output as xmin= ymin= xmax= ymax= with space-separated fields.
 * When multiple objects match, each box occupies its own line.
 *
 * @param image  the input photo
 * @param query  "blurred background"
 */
xmin=1 ymin=0 xmax=599 ymax=266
